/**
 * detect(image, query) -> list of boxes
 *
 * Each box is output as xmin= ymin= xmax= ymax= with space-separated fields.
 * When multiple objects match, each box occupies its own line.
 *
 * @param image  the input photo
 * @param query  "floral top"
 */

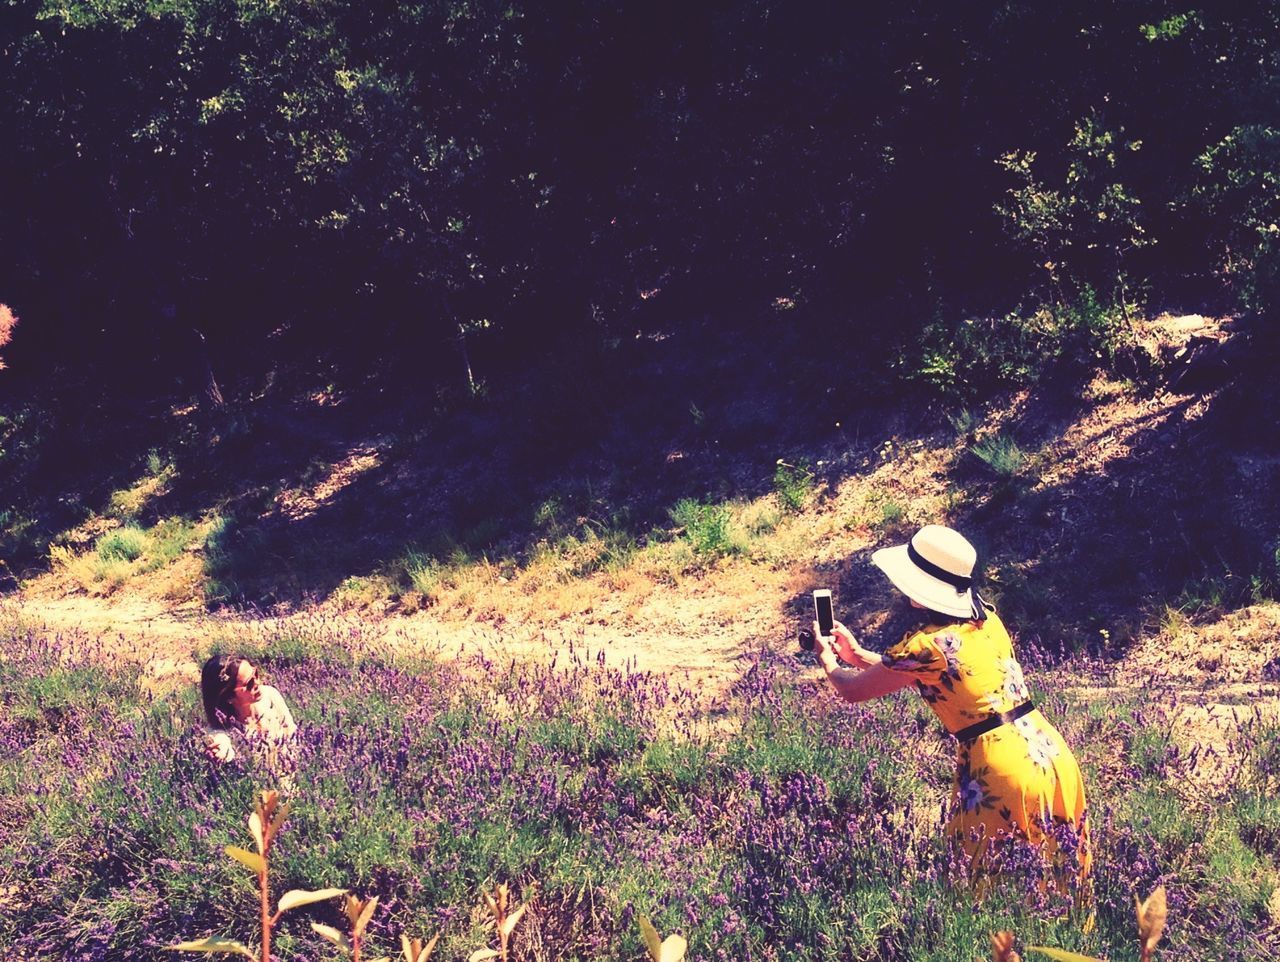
xmin=881 ymin=607 xmax=1031 ymax=734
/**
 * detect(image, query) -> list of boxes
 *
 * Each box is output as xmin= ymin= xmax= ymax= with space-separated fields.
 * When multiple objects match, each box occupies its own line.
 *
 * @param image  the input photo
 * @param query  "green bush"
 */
xmin=668 ymin=498 xmax=741 ymax=557
xmin=95 ymin=526 xmax=148 ymax=563
xmin=1195 ymin=125 xmax=1280 ymax=320
xmin=773 ymin=460 xmax=815 ymax=513
xmin=902 ymin=292 xmax=1133 ymax=400
xmin=996 ymin=112 xmax=1150 ymax=309
xmin=970 ymin=433 xmax=1025 ymax=477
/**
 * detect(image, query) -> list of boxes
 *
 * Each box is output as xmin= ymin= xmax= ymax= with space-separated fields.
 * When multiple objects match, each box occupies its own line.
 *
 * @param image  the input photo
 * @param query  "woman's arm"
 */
xmin=814 ymin=625 xmax=915 ymax=703
xmin=829 ymin=620 xmax=882 ymax=670
xmin=203 ymin=729 xmax=236 ymax=762
xmin=822 ymin=662 xmax=917 ymax=703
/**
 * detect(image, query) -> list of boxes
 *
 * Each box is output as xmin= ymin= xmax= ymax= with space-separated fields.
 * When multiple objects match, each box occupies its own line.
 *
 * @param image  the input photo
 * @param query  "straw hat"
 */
xmin=871 ymin=524 xmax=983 ymax=619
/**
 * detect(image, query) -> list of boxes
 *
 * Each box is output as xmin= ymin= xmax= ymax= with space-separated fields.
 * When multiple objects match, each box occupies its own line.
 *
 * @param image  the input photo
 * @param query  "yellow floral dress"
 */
xmin=882 ymin=608 xmax=1091 ymax=882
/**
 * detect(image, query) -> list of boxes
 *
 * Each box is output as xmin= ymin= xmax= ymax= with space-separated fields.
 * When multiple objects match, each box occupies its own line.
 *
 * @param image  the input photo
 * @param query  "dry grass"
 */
xmin=106 ymin=457 xmax=176 ymax=520
xmin=20 ymin=350 xmax=1280 ymax=731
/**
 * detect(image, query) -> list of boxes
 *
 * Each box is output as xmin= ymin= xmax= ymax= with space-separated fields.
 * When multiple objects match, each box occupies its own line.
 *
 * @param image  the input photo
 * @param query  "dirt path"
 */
xmin=1 ymin=566 xmax=803 ymax=694
xmin=9 ymin=588 xmax=1278 ymax=781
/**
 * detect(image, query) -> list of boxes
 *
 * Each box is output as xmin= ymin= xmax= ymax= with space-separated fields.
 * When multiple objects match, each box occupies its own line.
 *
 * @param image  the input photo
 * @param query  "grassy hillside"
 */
xmin=7 ymin=314 xmax=1280 ymax=656
xmin=1 ymin=313 xmax=1279 ymax=960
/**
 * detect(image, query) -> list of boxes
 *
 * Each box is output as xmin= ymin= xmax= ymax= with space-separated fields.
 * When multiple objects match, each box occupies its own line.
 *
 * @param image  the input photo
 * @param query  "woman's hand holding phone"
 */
xmin=811 ymin=621 xmax=842 ymax=674
xmin=830 ymin=621 xmax=878 ymax=669
xmin=808 ymin=590 xmax=878 ymax=672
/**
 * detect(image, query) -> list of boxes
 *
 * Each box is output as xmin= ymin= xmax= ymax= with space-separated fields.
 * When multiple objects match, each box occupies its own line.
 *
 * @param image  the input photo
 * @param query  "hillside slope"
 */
xmin=7 ymin=314 xmax=1279 ymax=702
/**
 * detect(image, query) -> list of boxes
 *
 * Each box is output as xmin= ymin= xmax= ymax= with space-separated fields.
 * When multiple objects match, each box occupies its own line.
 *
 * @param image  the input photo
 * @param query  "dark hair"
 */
xmin=902 ymin=594 xmax=990 ymax=630
xmin=918 ymin=608 xmax=966 ymax=627
xmin=918 ymin=599 xmax=991 ymax=629
xmin=201 ymin=654 xmax=245 ymax=728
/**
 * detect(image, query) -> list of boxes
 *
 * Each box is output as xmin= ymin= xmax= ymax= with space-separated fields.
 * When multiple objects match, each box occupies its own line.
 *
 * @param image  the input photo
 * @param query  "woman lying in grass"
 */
xmin=200 ymin=654 xmax=298 ymax=766
xmin=812 ymin=524 xmax=1092 ymax=890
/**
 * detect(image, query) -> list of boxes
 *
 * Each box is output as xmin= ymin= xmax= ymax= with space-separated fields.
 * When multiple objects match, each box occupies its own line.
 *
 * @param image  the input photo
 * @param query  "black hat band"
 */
xmin=907 ymin=541 xmax=972 ymax=592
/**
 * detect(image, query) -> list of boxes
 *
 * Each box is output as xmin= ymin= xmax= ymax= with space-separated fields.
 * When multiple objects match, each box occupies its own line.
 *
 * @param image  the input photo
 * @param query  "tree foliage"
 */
xmin=1 ymin=1 xmax=1278 ymax=399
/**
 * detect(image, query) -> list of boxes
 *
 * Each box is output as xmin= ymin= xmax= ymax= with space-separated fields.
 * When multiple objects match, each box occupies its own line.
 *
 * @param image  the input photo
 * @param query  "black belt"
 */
xmin=952 ymin=701 xmax=1036 ymax=742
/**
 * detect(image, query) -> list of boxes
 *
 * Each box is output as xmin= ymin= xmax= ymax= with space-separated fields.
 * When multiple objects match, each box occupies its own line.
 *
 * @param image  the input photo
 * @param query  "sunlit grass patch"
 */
xmin=403 ymin=548 xmax=449 ymax=602
xmin=106 ymin=449 xmax=176 ymax=520
xmin=538 ymin=528 xmax=638 ymax=582
xmin=140 ymin=517 xmax=199 ymax=570
xmin=96 ymin=525 xmax=148 ymax=563
xmin=971 ymin=431 xmax=1026 ymax=477
xmin=47 ymin=517 xmax=203 ymax=596
xmin=330 ymin=574 xmax=392 ymax=610
xmin=737 ymin=499 xmax=783 ymax=539
xmin=668 ymin=497 xmax=748 ymax=558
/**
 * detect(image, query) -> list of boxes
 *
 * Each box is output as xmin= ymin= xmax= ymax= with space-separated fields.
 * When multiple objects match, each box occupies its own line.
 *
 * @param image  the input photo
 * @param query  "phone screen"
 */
xmin=813 ymin=590 xmax=834 ymax=636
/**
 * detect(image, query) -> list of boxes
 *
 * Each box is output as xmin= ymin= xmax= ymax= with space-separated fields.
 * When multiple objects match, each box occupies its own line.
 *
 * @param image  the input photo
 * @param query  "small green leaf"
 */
xmin=166 ymin=936 xmax=256 ymax=957
xmin=1027 ymin=947 xmax=1105 ymax=962
xmin=311 ymin=923 xmax=351 ymax=953
xmin=277 ymin=887 xmax=347 ymax=915
xmin=268 ymin=800 xmax=292 ymax=846
xmin=225 ymin=845 xmax=265 ymax=874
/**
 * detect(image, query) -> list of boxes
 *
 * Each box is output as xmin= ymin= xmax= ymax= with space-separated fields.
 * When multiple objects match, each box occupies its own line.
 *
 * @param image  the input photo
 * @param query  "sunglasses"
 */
xmin=231 ymin=667 xmax=262 ymax=694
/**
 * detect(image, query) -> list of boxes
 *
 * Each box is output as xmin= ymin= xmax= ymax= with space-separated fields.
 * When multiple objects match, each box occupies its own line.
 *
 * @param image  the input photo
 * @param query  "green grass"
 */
xmin=879 ymin=499 xmax=905 ymax=527
xmin=970 ymin=433 xmax=1026 ymax=477
xmin=403 ymin=549 xmax=447 ymax=599
xmin=773 ymin=459 xmax=815 ymax=513
xmin=95 ymin=526 xmax=148 ymax=563
xmin=141 ymin=518 xmax=199 ymax=571
xmin=948 ymin=408 xmax=980 ymax=437
xmin=558 ymin=529 xmax=637 ymax=578
xmin=51 ymin=518 xmax=203 ymax=595
xmin=668 ymin=497 xmax=745 ymax=557
xmin=202 ymin=512 xmax=264 ymax=603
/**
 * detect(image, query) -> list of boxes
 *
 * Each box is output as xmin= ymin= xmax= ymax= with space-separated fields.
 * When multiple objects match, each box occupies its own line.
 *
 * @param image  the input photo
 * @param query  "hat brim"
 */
xmin=871 ymin=544 xmax=974 ymax=618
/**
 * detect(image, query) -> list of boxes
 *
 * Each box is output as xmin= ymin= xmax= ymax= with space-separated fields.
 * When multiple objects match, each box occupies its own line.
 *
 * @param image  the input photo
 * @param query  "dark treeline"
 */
xmin=2 ymin=1 xmax=1279 ymax=402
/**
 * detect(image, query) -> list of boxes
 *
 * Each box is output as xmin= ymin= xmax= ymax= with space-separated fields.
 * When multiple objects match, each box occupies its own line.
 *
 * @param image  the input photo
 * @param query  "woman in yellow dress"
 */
xmin=811 ymin=524 xmax=1091 ymax=888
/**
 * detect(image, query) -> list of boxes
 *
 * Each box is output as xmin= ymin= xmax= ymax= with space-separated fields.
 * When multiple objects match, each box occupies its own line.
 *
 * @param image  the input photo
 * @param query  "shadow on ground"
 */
xmin=6 ymin=317 xmax=1280 ymax=661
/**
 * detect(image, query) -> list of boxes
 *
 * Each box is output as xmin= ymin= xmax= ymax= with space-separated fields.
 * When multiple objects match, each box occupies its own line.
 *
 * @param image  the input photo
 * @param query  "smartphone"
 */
xmin=813 ymin=589 xmax=834 ymax=637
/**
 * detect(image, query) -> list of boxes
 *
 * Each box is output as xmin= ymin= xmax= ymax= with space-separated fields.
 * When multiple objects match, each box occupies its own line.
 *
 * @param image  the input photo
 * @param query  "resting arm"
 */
xmin=204 ymin=729 xmax=237 ymax=762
